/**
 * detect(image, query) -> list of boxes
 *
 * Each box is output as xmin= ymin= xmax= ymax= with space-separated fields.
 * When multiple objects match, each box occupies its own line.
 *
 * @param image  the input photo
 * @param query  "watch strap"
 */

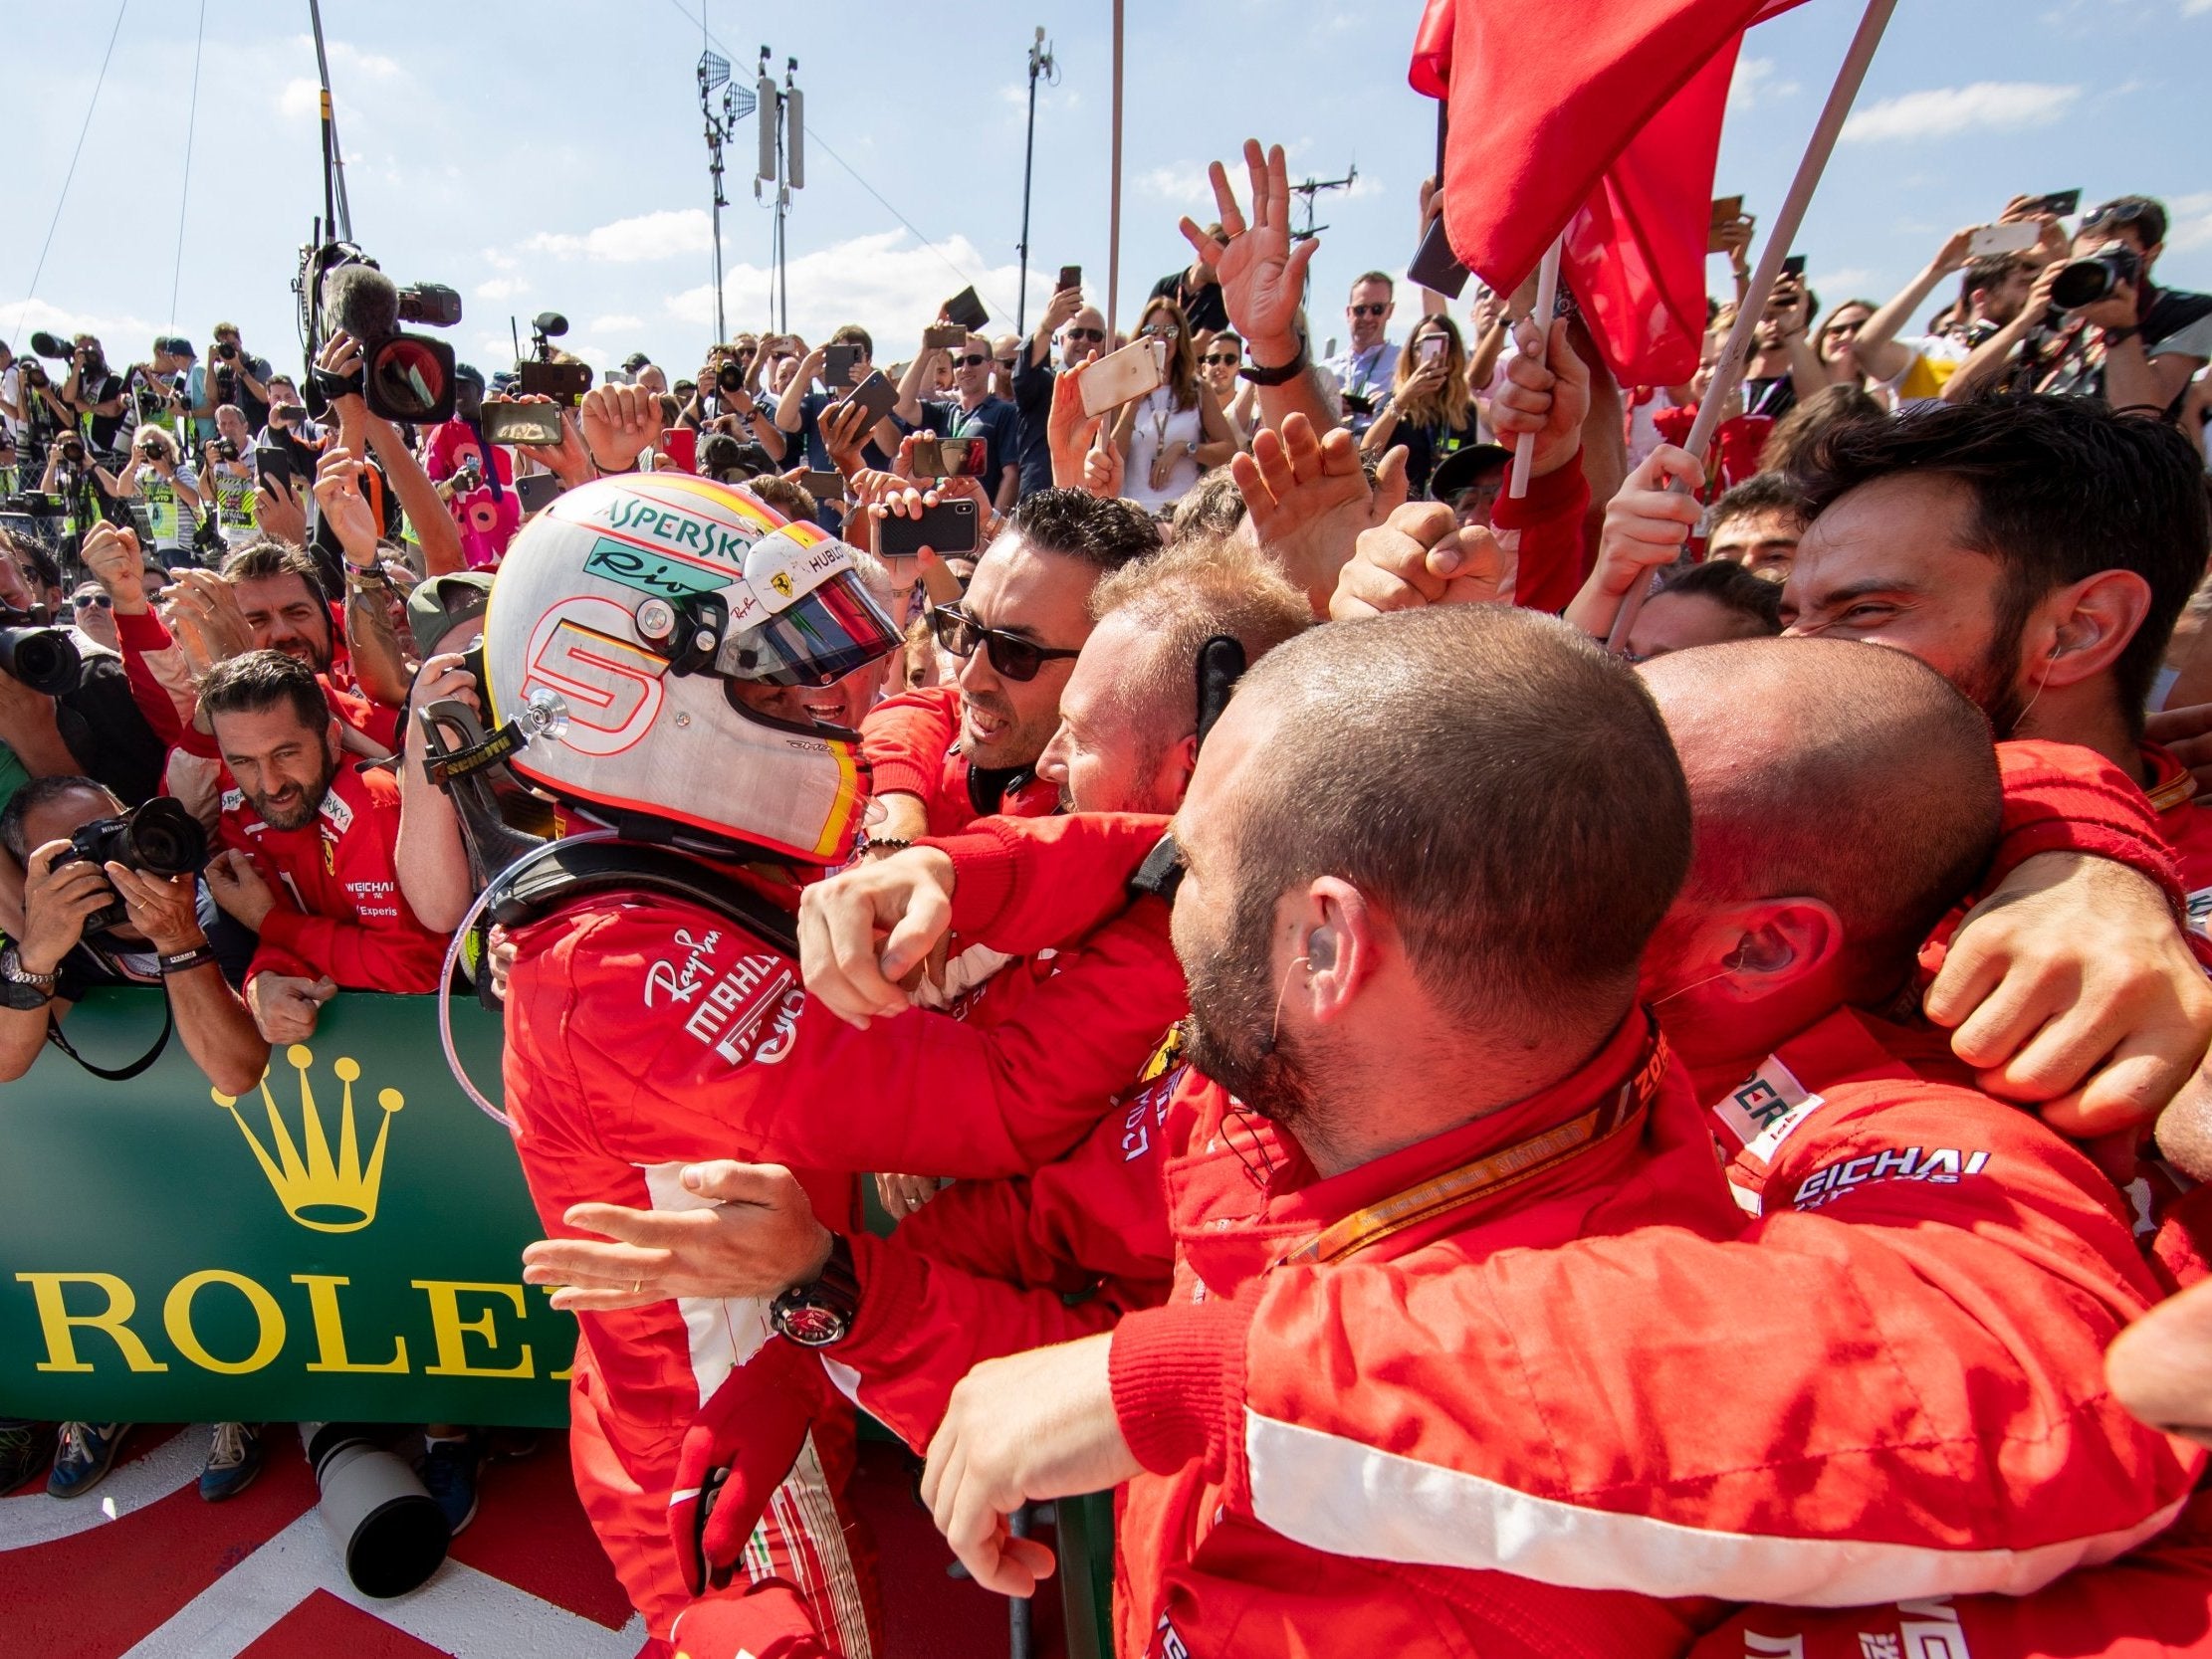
xmin=769 ymin=1234 xmax=860 ymax=1348
xmin=1 ymin=943 xmax=59 ymax=991
xmin=1239 ymin=337 xmax=1310 ymax=388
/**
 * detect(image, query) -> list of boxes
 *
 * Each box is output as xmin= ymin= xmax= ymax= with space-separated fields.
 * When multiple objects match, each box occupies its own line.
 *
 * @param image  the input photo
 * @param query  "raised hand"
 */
xmin=1181 ymin=139 xmax=1320 ymax=364
xmin=80 ymin=522 xmax=148 ymax=616
xmin=1489 ymin=317 xmax=1591 ymax=483
xmin=254 ymin=473 xmax=310 ymax=546
xmin=165 ymin=568 xmax=255 ymax=678
xmin=580 ymin=384 xmax=665 ymax=475
xmin=1232 ymin=412 xmax=1410 ymax=611
xmin=508 ymin=393 xmax=594 ymax=487
xmin=313 ymin=452 xmax=382 ymax=567
xmin=1047 ymin=364 xmax=1108 ymax=489
xmin=1331 ymin=502 xmax=1505 ymax=621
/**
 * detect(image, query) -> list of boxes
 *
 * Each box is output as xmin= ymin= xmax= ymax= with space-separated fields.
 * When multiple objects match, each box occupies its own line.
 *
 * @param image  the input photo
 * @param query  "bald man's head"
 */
xmin=1643 ymin=638 xmax=2001 ymax=986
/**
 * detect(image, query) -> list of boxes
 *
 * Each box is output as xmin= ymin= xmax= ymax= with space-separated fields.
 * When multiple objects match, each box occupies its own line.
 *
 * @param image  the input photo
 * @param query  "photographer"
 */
xmin=94 ymin=424 xmax=204 ymax=567
xmin=0 ymin=775 xmax=263 ymax=1089
xmin=189 ymin=322 xmax=271 ymax=444
xmin=58 ymin=333 xmax=128 ymax=459
xmin=0 ymin=528 xmax=166 ymax=804
xmin=201 ymin=406 xmax=259 ymax=545
xmin=1954 ymin=196 xmax=2212 ymax=418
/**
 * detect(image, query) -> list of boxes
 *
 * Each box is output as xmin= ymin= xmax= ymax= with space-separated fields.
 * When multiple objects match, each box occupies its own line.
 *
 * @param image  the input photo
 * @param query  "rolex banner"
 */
xmin=0 ymin=990 xmax=577 ymax=1427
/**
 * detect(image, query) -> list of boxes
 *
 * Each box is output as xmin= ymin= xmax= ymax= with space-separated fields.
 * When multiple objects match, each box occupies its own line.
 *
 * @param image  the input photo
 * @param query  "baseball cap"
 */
xmin=407 ymin=570 xmax=494 ymax=661
xmin=1429 ymin=443 xmax=1512 ymax=504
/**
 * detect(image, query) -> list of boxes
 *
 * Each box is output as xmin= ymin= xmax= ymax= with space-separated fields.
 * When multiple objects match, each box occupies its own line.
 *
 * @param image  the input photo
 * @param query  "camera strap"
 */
xmin=44 ymin=995 xmax=173 ymax=1082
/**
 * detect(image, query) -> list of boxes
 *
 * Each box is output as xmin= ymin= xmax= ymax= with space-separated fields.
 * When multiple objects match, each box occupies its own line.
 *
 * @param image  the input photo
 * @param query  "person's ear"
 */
xmin=1291 ymin=876 xmax=1376 ymax=1027
xmin=1707 ymin=899 xmax=1844 ymax=1000
xmin=1153 ymin=731 xmax=1200 ymax=810
xmin=325 ymin=717 xmax=345 ymax=764
xmin=2039 ymin=570 xmax=2151 ymax=692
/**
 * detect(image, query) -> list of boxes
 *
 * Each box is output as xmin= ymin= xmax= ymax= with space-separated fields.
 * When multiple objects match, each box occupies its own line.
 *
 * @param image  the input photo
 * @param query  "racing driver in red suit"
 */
xmin=476 ymin=474 xmax=1183 ymax=1657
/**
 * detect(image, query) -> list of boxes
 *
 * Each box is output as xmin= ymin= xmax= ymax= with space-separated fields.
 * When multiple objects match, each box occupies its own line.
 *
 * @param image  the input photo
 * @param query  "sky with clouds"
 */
xmin=3 ymin=0 xmax=2208 ymax=385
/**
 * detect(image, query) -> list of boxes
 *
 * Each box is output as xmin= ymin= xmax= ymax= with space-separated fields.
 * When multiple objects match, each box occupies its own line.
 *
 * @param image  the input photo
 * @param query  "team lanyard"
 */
xmin=1273 ymin=1030 xmax=1667 ymax=1269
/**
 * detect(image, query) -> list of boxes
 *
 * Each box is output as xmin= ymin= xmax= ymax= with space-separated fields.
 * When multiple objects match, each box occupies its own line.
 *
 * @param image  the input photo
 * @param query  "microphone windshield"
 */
xmin=324 ymin=263 xmax=400 ymax=344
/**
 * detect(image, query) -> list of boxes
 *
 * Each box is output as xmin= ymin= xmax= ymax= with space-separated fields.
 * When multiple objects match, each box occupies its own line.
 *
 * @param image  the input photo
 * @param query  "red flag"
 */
xmin=1412 ymin=0 xmax=1809 ymax=385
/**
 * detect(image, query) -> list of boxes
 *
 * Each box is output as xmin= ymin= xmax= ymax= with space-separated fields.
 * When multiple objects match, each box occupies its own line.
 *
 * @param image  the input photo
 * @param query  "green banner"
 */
xmin=0 ymin=990 xmax=577 ymax=1427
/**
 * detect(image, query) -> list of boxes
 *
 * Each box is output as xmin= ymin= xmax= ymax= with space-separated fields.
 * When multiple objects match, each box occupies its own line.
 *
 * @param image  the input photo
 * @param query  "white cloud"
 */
xmin=2187 ymin=0 xmax=2212 ymax=15
xmin=525 ymin=209 xmax=716 ymax=264
xmin=474 ymin=277 xmax=529 ymax=302
xmin=0 ymin=297 xmax=169 ymax=353
xmin=1841 ymin=82 xmax=2082 ymax=143
xmin=1729 ymin=57 xmax=1801 ymax=111
xmin=481 ymin=247 xmax=518 ymax=272
xmin=587 ymin=313 xmax=645 ymax=334
xmin=277 ymin=78 xmax=323 ymax=121
xmin=2168 ymin=193 xmax=2212 ymax=251
xmin=662 ymin=230 xmax=1021 ymax=351
xmin=1139 ymin=163 xmax=1217 ymax=209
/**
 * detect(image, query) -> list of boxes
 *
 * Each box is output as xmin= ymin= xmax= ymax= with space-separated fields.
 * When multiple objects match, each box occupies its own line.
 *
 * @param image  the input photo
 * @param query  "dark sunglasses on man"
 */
xmin=1201 ymin=351 xmax=1240 ymax=366
xmin=1063 ymin=326 xmax=1106 ymax=342
xmin=1349 ymin=302 xmax=1390 ymax=317
xmin=928 ymin=602 xmax=1081 ymax=683
xmin=950 ymin=353 xmax=992 ymax=368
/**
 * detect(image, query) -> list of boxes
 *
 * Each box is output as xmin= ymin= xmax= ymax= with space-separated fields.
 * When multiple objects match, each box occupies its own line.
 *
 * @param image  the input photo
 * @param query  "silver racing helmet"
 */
xmin=481 ymin=472 xmax=898 ymax=864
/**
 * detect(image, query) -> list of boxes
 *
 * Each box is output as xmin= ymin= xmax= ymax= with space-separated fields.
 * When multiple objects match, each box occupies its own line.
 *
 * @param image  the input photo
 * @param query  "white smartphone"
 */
xmin=1079 ymin=336 xmax=1168 ymax=418
xmin=1966 ymin=222 xmax=2042 ymax=259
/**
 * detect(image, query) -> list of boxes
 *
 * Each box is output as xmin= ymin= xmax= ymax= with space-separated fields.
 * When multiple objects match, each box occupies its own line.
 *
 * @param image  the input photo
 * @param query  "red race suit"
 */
xmin=217 ymin=760 xmax=447 ymax=994
xmin=501 ymin=866 xmax=1181 ymax=1652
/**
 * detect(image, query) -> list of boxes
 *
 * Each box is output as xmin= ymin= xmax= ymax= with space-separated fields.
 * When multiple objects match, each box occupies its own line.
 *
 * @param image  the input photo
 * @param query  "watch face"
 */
xmin=774 ymin=1301 xmax=850 ymax=1348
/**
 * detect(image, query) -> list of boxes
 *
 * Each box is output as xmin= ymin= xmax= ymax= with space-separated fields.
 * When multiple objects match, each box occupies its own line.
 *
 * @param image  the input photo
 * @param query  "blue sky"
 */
xmin=4 ymin=0 xmax=2208 ymax=384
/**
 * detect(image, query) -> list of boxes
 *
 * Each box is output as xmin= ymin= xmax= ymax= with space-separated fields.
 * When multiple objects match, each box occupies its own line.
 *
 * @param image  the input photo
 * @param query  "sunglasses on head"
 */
xmin=951 ymin=352 xmax=991 ymax=367
xmin=1349 ymin=303 xmax=1390 ymax=317
xmin=929 ymin=603 xmax=1081 ymax=683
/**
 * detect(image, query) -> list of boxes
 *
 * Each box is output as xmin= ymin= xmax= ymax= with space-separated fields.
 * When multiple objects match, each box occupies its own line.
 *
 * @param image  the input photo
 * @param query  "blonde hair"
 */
xmin=131 ymin=424 xmax=180 ymax=465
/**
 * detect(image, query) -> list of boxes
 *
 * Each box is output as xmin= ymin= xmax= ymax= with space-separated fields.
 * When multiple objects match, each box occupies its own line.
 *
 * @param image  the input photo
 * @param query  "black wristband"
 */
xmin=1240 ymin=337 xmax=1310 ymax=388
xmin=157 ymin=943 xmax=217 ymax=975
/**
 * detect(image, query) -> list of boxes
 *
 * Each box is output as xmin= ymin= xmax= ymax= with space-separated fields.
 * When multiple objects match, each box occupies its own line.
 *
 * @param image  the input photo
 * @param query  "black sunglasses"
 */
xmin=929 ymin=603 xmax=1081 ymax=683
xmin=1349 ymin=302 xmax=1390 ymax=317
xmin=1200 ymin=351 xmax=1240 ymax=365
xmin=951 ymin=353 xmax=992 ymax=367
xmin=1064 ymin=326 xmax=1105 ymax=341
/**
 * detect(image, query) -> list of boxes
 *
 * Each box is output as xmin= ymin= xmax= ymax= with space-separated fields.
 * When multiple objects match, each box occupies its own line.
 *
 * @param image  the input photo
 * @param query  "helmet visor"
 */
xmin=715 ymin=564 xmax=900 ymax=688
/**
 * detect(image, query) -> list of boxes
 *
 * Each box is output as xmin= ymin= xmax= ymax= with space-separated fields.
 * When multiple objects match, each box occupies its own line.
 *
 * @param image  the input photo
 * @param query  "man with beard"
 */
xmin=1780 ymin=395 xmax=2212 ymax=903
xmin=198 ymin=650 xmax=445 ymax=1043
xmin=896 ymin=625 xmax=2193 ymax=1656
xmin=860 ymin=488 xmax=1158 ymax=843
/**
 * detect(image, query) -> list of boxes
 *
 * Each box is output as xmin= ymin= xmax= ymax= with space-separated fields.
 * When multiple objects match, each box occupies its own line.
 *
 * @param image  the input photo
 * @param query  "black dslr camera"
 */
xmin=2053 ymin=242 xmax=2145 ymax=311
xmin=67 ymin=798 xmax=211 ymax=933
xmin=517 ymin=312 xmax=592 ymax=407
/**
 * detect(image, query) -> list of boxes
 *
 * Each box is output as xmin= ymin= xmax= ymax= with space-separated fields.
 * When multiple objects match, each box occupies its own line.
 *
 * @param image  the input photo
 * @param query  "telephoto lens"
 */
xmin=0 ymin=623 xmax=83 ymax=696
xmin=111 ymin=797 xmax=211 ymax=877
xmin=300 ymin=1422 xmax=450 ymax=1597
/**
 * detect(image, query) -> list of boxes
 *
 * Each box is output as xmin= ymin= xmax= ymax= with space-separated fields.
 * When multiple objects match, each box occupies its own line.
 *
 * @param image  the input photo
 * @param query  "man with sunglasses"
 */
xmin=1324 ymin=272 xmax=1402 ymax=439
xmin=1011 ymin=283 xmax=1107 ymax=499
xmin=902 ymin=332 xmax=1022 ymax=514
xmin=860 ymin=488 xmax=1157 ymax=846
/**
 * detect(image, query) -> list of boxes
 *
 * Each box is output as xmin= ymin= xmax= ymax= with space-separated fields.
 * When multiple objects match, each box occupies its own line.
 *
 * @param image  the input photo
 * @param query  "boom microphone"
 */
xmin=324 ymin=263 xmax=401 ymax=344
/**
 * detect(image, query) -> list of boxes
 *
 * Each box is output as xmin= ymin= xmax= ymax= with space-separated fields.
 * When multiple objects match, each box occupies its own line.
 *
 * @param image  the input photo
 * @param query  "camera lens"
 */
xmin=121 ymin=798 xmax=209 ymax=878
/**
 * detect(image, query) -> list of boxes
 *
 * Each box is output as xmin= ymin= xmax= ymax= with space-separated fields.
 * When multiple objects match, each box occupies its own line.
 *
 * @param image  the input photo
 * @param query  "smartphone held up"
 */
xmin=1078 ymin=336 xmax=1168 ymax=419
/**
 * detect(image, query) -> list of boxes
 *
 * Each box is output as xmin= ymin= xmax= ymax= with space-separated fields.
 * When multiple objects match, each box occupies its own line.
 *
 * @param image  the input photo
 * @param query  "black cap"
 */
xmin=1428 ymin=443 xmax=1512 ymax=504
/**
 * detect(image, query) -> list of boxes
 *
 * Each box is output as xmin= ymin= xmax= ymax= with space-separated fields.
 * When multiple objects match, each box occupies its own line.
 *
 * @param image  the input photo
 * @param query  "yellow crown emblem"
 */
xmin=213 ymin=1044 xmax=403 ymax=1233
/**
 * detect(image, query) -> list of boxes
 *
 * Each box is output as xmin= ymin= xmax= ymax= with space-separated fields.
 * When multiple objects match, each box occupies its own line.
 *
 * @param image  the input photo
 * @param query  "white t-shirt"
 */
xmin=1879 ymin=333 xmax=1973 ymax=411
xmin=1124 ymin=385 xmax=1205 ymax=512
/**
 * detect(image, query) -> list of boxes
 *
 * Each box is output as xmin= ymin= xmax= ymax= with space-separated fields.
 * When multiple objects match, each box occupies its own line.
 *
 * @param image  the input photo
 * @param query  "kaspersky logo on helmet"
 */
xmin=214 ymin=1044 xmax=403 ymax=1233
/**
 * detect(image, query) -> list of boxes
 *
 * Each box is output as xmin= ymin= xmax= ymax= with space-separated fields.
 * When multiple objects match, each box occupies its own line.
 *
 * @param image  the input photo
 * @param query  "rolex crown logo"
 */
xmin=214 ymin=1044 xmax=403 ymax=1233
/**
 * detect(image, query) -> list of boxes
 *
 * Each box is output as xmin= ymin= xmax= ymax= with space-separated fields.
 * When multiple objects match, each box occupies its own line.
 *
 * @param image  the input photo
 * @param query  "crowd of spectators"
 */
xmin=3 ymin=125 xmax=2212 ymax=1659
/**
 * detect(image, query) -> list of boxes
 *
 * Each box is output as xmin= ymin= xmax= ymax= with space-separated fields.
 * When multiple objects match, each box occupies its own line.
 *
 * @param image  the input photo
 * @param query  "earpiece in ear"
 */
xmin=1307 ymin=928 xmax=1337 ymax=972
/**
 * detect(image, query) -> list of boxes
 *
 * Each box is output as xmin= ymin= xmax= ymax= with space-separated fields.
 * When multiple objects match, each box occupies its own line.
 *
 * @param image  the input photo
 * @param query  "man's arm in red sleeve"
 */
xmin=830 ymin=1230 xmax=1129 ymax=1452
xmin=253 ymin=904 xmax=448 ymax=993
xmin=587 ymin=901 xmax=1187 ymax=1179
xmin=1989 ymin=737 xmax=2182 ymax=907
xmin=1111 ymin=1084 xmax=2196 ymax=1607
xmin=926 ymin=812 xmax=1169 ymax=955
xmin=111 ymin=609 xmax=187 ymax=746
xmin=859 ymin=686 xmax=965 ymax=832
xmin=1491 ymin=449 xmax=1592 ymax=615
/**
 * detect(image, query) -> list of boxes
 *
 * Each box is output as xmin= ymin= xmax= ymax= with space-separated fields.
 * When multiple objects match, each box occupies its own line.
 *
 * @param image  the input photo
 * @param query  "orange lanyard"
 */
xmin=1274 ymin=1033 xmax=1666 ymax=1270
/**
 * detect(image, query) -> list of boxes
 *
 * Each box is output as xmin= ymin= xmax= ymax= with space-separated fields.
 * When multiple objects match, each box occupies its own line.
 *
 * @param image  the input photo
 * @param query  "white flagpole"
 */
xmin=1106 ymin=0 xmax=1125 ymax=344
xmin=1508 ymin=234 xmax=1565 ymax=499
xmin=1607 ymin=0 xmax=1899 ymax=653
